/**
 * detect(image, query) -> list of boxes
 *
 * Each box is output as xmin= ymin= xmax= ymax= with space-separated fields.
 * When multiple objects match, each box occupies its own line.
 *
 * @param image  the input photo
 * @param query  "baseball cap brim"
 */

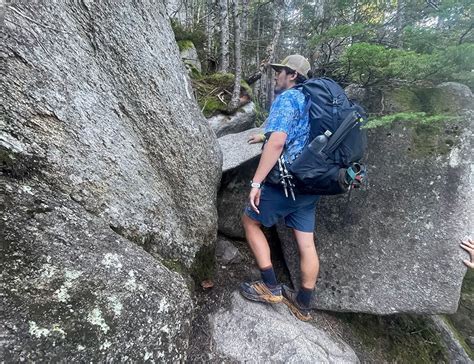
xmin=269 ymin=62 xmax=308 ymax=79
xmin=270 ymin=63 xmax=292 ymax=72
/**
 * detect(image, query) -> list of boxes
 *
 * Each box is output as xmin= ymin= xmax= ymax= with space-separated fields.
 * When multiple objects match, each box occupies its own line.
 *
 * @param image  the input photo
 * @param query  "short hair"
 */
xmin=284 ymin=67 xmax=307 ymax=84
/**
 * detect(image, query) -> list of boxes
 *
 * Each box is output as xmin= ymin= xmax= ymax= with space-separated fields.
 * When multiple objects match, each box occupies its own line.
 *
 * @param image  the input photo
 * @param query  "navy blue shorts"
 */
xmin=244 ymin=184 xmax=320 ymax=233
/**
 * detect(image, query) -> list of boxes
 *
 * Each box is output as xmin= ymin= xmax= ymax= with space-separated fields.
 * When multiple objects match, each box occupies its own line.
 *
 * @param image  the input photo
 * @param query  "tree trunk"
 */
xmin=205 ymin=0 xmax=214 ymax=72
xmin=395 ymin=0 xmax=405 ymax=48
xmin=228 ymin=0 xmax=242 ymax=113
xmin=218 ymin=0 xmax=230 ymax=72
xmin=264 ymin=0 xmax=283 ymax=108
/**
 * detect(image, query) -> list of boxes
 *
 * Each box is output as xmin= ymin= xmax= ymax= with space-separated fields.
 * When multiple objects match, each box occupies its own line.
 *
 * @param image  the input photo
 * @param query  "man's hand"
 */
xmin=460 ymin=238 xmax=474 ymax=269
xmin=249 ymin=187 xmax=261 ymax=214
xmin=248 ymin=134 xmax=265 ymax=144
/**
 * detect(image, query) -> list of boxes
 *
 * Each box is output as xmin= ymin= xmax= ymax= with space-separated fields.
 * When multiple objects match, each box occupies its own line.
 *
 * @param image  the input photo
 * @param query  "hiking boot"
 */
xmin=239 ymin=280 xmax=283 ymax=303
xmin=282 ymin=285 xmax=312 ymax=321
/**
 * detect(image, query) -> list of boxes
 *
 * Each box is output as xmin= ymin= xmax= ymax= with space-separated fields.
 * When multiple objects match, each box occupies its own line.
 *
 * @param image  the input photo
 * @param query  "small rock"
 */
xmin=215 ymin=237 xmax=242 ymax=264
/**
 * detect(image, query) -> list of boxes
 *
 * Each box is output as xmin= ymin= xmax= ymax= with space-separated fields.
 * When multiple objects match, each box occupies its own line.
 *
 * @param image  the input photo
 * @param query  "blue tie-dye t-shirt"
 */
xmin=264 ymin=88 xmax=310 ymax=164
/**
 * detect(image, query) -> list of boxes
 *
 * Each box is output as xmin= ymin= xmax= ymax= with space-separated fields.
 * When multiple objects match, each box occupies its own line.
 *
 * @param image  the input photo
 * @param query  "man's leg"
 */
xmin=282 ymin=229 xmax=318 ymax=321
xmin=242 ymin=213 xmax=272 ymax=269
xmin=293 ymin=229 xmax=319 ymax=290
xmin=240 ymin=213 xmax=282 ymax=303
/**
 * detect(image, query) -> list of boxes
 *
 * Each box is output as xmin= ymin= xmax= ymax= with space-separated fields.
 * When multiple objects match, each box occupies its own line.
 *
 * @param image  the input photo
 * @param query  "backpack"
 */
xmin=288 ymin=77 xmax=367 ymax=195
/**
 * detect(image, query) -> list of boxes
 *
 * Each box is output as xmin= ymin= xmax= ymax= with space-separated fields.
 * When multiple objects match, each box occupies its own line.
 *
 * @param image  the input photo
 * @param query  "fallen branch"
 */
xmin=217 ymin=92 xmax=226 ymax=104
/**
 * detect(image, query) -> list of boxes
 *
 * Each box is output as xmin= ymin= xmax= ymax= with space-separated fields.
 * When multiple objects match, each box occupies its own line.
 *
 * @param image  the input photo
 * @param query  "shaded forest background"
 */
xmin=169 ymin=0 xmax=472 ymax=115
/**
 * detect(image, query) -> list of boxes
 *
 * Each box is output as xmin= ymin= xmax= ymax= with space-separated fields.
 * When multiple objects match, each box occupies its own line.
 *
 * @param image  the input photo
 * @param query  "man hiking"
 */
xmin=240 ymin=54 xmax=320 ymax=321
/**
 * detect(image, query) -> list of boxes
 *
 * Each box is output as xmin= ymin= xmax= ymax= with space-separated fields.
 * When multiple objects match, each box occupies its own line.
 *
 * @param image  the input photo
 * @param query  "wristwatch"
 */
xmin=250 ymin=181 xmax=262 ymax=189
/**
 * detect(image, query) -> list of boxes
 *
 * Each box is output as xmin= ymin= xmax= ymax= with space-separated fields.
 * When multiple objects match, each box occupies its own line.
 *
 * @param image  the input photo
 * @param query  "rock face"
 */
xmin=215 ymin=236 xmax=243 ymax=264
xmin=217 ymin=128 xmax=262 ymax=238
xmin=428 ymin=316 xmax=473 ymax=364
xmin=210 ymin=292 xmax=359 ymax=363
xmin=2 ymin=0 xmax=221 ymax=360
xmin=208 ymin=102 xmax=257 ymax=137
xmin=2 ymin=186 xmax=193 ymax=362
xmin=180 ymin=41 xmax=202 ymax=72
xmin=436 ymin=82 xmax=473 ymax=111
xmin=279 ymin=116 xmax=473 ymax=314
xmin=217 ymin=130 xmax=266 ymax=239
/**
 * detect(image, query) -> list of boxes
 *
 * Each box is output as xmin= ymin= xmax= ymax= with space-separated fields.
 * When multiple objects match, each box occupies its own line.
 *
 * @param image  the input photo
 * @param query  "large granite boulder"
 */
xmin=2 ymin=184 xmax=193 ymax=362
xmin=381 ymin=82 xmax=473 ymax=115
xmin=210 ymin=292 xmax=359 ymax=363
xmin=217 ymin=128 xmax=262 ymax=238
xmin=179 ymin=41 xmax=202 ymax=72
xmin=279 ymin=115 xmax=473 ymax=314
xmin=3 ymin=0 xmax=221 ymax=266
xmin=208 ymin=102 xmax=257 ymax=137
xmin=2 ymin=0 xmax=221 ymax=360
xmin=436 ymin=82 xmax=473 ymax=111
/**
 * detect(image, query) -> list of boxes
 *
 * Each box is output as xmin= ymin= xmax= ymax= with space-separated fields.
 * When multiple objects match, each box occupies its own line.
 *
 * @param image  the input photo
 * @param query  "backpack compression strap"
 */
xmin=325 ymin=111 xmax=363 ymax=155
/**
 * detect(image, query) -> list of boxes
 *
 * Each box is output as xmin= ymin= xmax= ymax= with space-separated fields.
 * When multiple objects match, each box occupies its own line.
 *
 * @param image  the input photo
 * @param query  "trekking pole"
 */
xmin=278 ymin=157 xmax=289 ymax=198
xmin=281 ymin=156 xmax=296 ymax=201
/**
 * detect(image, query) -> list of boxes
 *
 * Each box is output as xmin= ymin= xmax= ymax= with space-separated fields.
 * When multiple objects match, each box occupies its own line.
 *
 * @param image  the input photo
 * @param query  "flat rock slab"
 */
xmin=279 ymin=117 xmax=473 ymax=314
xmin=219 ymin=127 xmax=263 ymax=172
xmin=210 ymin=292 xmax=359 ymax=363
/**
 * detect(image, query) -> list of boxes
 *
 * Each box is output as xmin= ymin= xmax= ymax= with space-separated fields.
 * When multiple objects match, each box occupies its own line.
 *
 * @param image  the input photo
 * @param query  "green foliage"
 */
xmin=402 ymin=26 xmax=444 ymax=54
xmin=433 ymin=43 xmax=474 ymax=88
xmin=310 ymin=23 xmax=367 ymax=47
xmin=364 ymin=112 xmax=457 ymax=129
xmin=337 ymin=39 xmax=473 ymax=87
xmin=339 ymin=43 xmax=392 ymax=85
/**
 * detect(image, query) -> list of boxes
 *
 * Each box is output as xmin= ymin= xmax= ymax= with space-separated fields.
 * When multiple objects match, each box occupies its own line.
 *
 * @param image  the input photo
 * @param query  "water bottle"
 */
xmin=308 ymin=130 xmax=332 ymax=154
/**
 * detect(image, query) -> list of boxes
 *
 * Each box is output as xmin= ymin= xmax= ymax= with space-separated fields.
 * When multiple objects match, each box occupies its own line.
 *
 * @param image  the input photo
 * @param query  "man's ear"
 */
xmin=288 ymin=72 xmax=298 ymax=81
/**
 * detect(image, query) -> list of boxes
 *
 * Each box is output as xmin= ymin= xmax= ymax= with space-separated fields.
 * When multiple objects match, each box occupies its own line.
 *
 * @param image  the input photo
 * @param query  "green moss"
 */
xmin=415 ymin=88 xmax=452 ymax=114
xmin=206 ymin=72 xmax=234 ymax=88
xmin=410 ymin=119 xmax=461 ymax=157
xmin=336 ymin=313 xmax=448 ymax=363
xmin=240 ymin=80 xmax=253 ymax=98
xmin=201 ymin=97 xmax=227 ymax=117
xmin=387 ymin=88 xmax=422 ymax=112
xmin=191 ymin=73 xmax=253 ymax=117
xmin=161 ymin=259 xmax=187 ymax=275
xmin=177 ymin=40 xmax=195 ymax=52
xmin=364 ymin=112 xmax=456 ymax=129
xmin=442 ymin=315 xmax=474 ymax=359
xmin=445 ymin=268 xmax=474 ymax=358
xmin=190 ymin=244 xmax=215 ymax=286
